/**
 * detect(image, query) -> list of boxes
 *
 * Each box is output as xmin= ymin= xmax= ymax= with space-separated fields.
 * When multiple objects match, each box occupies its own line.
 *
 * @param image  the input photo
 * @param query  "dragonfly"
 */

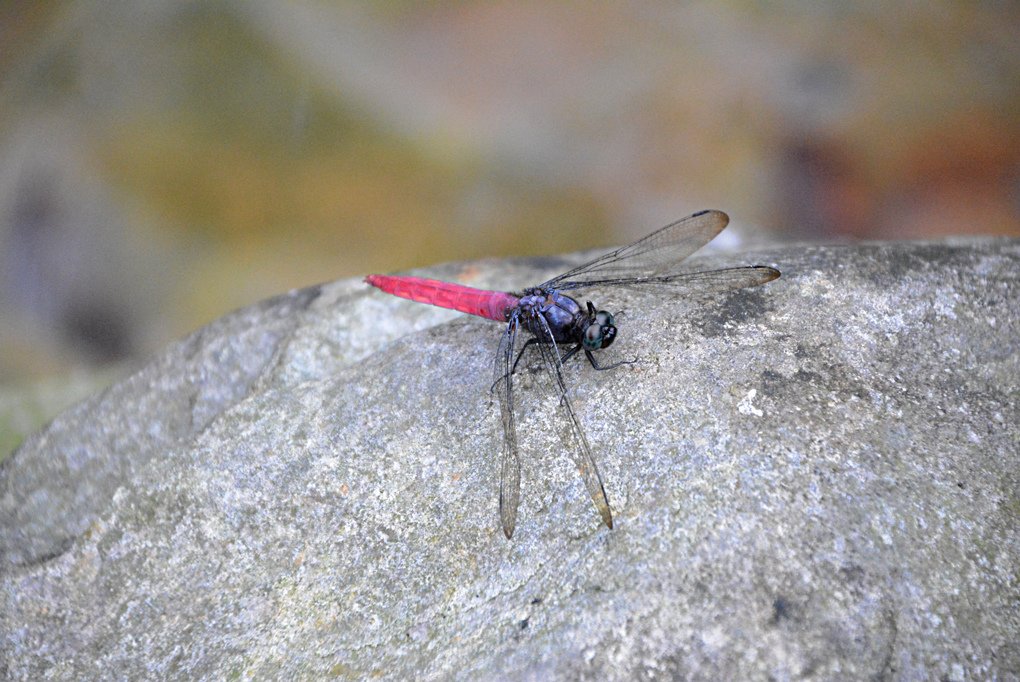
xmin=365 ymin=209 xmax=780 ymax=538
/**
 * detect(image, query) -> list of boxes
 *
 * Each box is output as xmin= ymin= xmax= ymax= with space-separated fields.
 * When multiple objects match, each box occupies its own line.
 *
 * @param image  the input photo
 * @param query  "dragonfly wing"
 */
xmin=493 ymin=316 xmax=522 ymax=539
xmin=552 ymin=265 xmax=781 ymax=295
xmin=528 ymin=312 xmax=614 ymax=530
xmin=540 ymin=209 xmax=730 ymax=290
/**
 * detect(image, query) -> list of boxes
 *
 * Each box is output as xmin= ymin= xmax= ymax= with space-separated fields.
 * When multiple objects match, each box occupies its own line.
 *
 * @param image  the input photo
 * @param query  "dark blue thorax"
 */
xmin=517 ymin=288 xmax=585 ymax=344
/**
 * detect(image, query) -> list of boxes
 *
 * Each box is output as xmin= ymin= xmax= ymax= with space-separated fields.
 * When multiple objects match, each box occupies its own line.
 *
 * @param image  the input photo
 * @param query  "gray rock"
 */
xmin=2 ymin=239 xmax=1018 ymax=680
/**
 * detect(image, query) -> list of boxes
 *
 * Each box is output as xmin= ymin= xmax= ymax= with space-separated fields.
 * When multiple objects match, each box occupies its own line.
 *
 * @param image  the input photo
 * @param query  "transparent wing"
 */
xmin=527 ymin=311 xmax=614 ymax=531
xmin=557 ymin=265 xmax=781 ymax=295
xmin=493 ymin=315 xmax=522 ymax=539
xmin=541 ymin=209 xmax=731 ymax=291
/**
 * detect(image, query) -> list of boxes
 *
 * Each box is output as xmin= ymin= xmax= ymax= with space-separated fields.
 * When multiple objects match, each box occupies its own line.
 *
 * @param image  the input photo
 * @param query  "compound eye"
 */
xmin=583 ymin=323 xmax=603 ymax=350
xmin=600 ymin=324 xmax=616 ymax=349
xmin=595 ymin=310 xmax=617 ymax=349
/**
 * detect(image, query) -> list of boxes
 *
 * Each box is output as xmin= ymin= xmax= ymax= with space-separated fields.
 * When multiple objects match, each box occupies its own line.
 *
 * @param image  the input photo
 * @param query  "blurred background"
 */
xmin=1 ymin=1 xmax=1018 ymax=454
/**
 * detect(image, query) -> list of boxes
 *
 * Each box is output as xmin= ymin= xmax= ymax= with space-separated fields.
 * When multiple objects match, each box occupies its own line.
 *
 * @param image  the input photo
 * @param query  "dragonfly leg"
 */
xmin=584 ymin=349 xmax=637 ymax=371
xmin=559 ymin=344 xmax=582 ymax=365
xmin=491 ymin=337 xmax=542 ymax=393
xmin=510 ymin=338 xmax=541 ymax=375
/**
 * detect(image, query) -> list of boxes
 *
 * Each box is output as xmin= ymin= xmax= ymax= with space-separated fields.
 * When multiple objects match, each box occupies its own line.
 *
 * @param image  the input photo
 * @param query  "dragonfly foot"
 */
xmin=585 ymin=349 xmax=638 ymax=371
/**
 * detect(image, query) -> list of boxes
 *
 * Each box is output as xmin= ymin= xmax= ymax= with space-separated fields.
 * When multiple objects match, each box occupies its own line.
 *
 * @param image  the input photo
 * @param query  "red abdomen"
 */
xmin=365 ymin=274 xmax=518 ymax=322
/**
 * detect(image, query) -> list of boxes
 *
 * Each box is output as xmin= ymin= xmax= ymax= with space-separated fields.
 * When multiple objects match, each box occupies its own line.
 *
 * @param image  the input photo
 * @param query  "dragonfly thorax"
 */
xmin=517 ymin=288 xmax=617 ymax=351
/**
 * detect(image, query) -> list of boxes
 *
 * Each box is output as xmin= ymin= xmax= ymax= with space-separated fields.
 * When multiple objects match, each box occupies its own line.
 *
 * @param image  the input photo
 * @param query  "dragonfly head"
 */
xmin=583 ymin=309 xmax=617 ymax=350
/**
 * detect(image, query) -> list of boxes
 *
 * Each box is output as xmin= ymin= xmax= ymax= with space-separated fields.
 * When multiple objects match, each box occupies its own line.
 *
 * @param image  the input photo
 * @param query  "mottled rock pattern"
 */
xmin=2 ymin=239 xmax=1018 ymax=679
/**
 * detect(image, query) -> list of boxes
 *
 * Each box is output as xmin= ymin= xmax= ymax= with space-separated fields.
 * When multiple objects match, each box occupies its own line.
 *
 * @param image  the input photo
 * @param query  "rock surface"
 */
xmin=2 ymin=238 xmax=1018 ymax=680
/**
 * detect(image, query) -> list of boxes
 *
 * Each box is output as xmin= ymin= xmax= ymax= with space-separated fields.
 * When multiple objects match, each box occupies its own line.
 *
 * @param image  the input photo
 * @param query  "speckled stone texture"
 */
xmin=2 ymin=239 xmax=1018 ymax=680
